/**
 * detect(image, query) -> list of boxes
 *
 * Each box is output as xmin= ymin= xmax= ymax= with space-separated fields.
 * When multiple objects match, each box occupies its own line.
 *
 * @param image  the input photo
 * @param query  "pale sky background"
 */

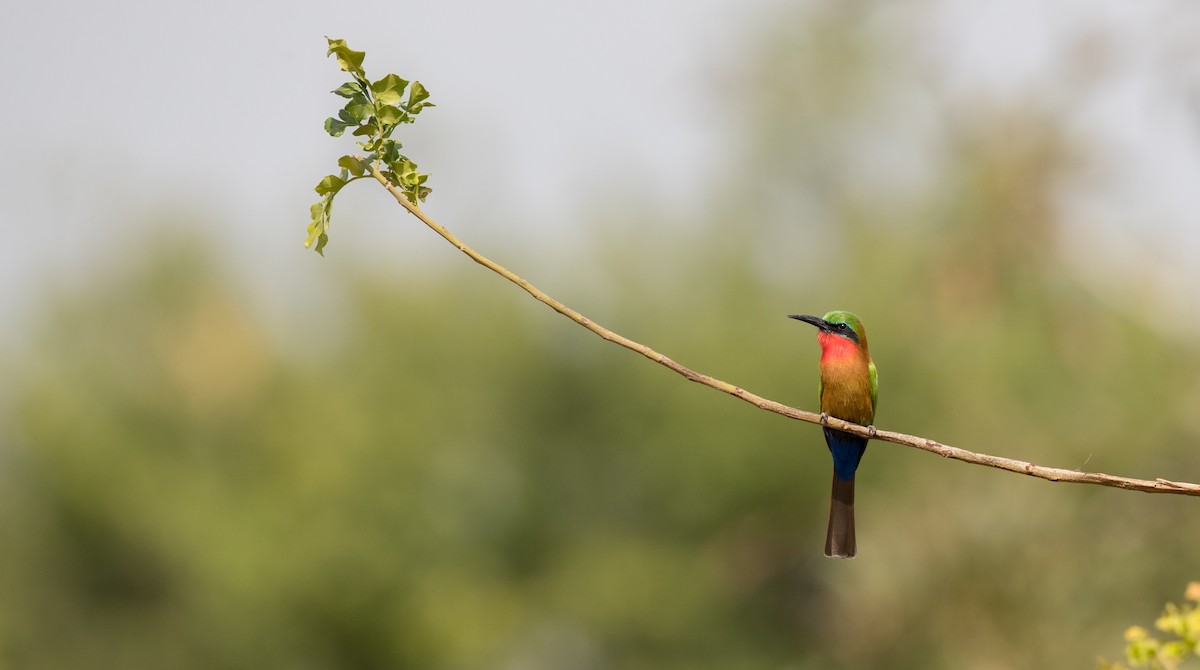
xmin=2 ymin=0 xmax=1199 ymax=346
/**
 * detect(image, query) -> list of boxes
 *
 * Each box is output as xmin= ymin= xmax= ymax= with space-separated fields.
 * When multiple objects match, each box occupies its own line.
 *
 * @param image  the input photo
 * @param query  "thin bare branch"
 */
xmin=368 ymin=162 xmax=1200 ymax=498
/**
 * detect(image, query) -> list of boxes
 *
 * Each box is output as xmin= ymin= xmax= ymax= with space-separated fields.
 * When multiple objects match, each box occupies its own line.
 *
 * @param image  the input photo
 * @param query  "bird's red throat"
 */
xmin=817 ymin=331 xmax=860 ymax=363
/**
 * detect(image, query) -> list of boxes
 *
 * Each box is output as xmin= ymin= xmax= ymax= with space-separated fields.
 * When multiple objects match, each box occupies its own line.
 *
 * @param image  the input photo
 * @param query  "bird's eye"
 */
xmin=837 ymin=323 xmax=849 ymax=330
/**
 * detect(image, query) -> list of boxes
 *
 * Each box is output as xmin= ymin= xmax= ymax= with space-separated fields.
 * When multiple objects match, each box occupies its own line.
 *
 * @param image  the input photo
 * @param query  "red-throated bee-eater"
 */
xmin=789 ymin=311 xmax=877 ymax=559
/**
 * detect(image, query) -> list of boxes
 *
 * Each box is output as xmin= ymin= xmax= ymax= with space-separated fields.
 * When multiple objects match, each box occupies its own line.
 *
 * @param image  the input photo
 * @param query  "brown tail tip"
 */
xmin=825 ymin=475 xmax=857 ymax=559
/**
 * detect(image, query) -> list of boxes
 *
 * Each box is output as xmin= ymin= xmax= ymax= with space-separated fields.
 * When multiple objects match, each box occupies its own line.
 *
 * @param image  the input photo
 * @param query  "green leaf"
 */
xmin=408 ymin=81 xmax=431 ymax=105
xmin=314 ymin=174 xmax=346 ymax=196
xmin=337 ymin=155 xmax=367 ymax=177
xmin=325 ymin=37 xmax=366 ymax=76
xmin=324 ymin=117 xmax=350 ymax=137
xmin=343 ymin=101 xmax=373 ymax=123
xmin=372 ymin=74 xmax=409 ymax=106
xmin=377 ymin=104 xmax=405 ymax=125
xmin=396 ymin=159 xmax=419 ymax=184
xmin=386 ymin=159 xmax=432 ymax=204
xmin=304 ymin=214 xmax=329 ymax=255
xmin=331 ymin=81 xmax=365 ymax=98
xmin=352 ymin=123 xmax=377 ymax=137
xmin=379 ymin=139 xmax=403 ymax=164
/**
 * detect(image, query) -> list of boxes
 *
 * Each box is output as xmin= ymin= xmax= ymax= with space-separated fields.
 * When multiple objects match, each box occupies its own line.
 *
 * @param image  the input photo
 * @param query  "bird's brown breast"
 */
xmin=820 ymin=359 xmax=874 ymax=425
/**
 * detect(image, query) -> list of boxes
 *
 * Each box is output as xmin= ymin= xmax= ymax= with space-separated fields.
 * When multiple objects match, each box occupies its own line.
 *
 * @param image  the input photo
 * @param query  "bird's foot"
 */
xmin=819 ymin=412 xmax=830 ymax=426
xmin=867 ymin=424 xmax=877 ymax=438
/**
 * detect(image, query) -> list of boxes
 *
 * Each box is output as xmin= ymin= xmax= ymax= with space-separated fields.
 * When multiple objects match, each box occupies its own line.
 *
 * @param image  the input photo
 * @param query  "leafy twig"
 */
xmin=306 ymin=37 xmax=434 ymax=255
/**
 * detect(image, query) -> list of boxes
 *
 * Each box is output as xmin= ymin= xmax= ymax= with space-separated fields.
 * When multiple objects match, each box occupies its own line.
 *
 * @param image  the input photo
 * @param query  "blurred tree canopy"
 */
xmin=3 ymin=3 xmax=1199 ymax=669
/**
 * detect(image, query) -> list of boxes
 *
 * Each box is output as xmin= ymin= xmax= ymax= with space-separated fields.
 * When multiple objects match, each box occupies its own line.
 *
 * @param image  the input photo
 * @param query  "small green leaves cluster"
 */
xmin=1101 ymin=583 xmax=1200 ymax=670
xmin=306 ymin=37 xmax=435 ymax=254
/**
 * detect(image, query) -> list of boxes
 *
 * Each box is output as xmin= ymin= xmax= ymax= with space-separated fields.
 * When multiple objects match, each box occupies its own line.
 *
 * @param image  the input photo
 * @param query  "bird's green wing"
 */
xmin=868 ymin=360 xmax=878 ymax=419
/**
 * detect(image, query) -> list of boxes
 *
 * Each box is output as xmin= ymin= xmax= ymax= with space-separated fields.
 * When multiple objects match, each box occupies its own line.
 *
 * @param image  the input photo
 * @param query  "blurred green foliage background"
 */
xmin=3 ymin=3 xmax=1199 ymax=669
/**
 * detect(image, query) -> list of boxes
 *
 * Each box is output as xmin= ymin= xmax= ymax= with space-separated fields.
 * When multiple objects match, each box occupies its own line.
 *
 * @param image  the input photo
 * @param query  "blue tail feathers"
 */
xmin=824 ymin=427 xmax=867 ymax=481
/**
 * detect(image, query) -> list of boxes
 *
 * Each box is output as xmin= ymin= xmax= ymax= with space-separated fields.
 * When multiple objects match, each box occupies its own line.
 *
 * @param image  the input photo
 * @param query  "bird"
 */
xmin=789 ymin=311 xmax=877 ymax=559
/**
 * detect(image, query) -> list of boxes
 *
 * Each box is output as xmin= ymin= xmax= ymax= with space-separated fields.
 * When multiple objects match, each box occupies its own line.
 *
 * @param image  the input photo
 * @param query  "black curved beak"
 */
xmin=789 ymin=314 xmax=833 ymax=332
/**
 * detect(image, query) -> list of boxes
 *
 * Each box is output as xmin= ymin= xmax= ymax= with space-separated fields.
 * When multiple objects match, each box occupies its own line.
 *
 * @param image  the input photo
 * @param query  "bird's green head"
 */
xmin=788 ymin=310 xmax=870 ymax=354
